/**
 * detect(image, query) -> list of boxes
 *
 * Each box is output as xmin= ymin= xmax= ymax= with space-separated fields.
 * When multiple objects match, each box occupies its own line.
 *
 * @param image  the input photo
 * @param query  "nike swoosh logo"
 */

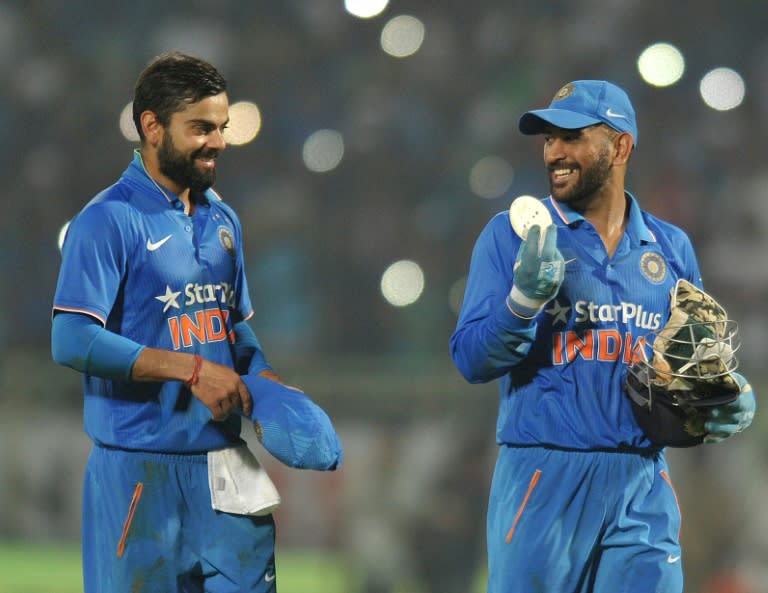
xmin=146 ymin=235 xmax=172 ymax=251
xmin=667 ymin=554 xmax=681 ymax=563
xmin=264 ymin=572 xmax=276 ymax=582
xmin=605 ymin=108 xmax=627 ymax=119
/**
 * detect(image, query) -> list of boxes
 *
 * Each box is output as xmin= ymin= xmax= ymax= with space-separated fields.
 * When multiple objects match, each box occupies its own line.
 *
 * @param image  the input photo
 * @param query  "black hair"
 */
xmin=132 ymin=52 xmax=227 ymax=142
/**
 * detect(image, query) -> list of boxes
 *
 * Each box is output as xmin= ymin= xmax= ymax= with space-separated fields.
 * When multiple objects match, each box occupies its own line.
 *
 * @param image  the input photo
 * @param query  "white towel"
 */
xmin=207 ymin=444 xmax=281 ymax=516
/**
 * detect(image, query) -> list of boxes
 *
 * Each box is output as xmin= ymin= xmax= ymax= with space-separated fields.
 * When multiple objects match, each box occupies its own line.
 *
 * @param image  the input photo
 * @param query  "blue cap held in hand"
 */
xmin=519 ymin=80 xmax=638 ymax=146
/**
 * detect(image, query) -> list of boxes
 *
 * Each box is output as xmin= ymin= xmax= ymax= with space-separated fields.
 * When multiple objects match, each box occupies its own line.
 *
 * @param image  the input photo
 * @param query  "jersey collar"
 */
xmin=547 ymin=191 xmax=656 ymax=243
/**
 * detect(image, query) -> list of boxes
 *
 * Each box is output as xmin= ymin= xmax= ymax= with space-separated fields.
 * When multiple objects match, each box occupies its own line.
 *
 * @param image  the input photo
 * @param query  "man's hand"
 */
xmin=507 ymin=224 xmax=564 ymax=318
xmin=130 ymin=347 xmax=253 ymax=420
xmin=704 ymin=372 xmax=756 ymax=443
xmin=191 ymin=357 xmax=253 ymax=421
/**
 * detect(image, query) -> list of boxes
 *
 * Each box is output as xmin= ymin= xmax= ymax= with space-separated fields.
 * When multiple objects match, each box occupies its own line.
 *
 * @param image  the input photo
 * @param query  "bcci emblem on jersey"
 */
xmin=639 ymin=251 xmax=667 ymax=284
xmin=218 ymin=226 xmax=236 ymax=258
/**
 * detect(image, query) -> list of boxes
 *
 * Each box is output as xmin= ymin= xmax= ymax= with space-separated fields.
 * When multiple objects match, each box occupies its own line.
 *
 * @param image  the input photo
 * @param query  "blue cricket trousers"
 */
xmin=82 ymin=445 xmax=277 ymax=593
xmin=486 ymin=445 xmax=683 ymax=593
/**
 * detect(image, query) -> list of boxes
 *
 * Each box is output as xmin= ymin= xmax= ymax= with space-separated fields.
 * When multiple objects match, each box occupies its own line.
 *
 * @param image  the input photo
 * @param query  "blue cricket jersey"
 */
xmin=450 ymin=194 xmax=702 ymax=450
xmin=53 ymin=151 xmax=254 ymax=453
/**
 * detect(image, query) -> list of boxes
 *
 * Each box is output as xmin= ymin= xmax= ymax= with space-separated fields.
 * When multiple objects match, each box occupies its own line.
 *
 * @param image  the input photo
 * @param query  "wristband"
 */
xmin=185 ymin=354 xmax=203 ymax=387
xmin=506 ymin=289 xmax=544 ymax=319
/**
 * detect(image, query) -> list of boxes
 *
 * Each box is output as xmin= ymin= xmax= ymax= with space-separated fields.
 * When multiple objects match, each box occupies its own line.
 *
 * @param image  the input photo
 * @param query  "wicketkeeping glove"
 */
xmin=703 ymin=372 xmax=756 ymax=443
xmin=507 ymin=224 xmax=564 ymax=318
xmin=625 ymin=279 xmax=746 ymax=447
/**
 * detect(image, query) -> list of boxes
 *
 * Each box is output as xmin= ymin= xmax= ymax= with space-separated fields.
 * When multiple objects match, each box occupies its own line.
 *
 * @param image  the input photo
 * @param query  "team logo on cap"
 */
xmin=218 ymin=226 xmax=235 ymax=258
xmin=639 ymin=251 xmax=667 ymax=284
xmin=553 ymin=83 xmax=575 ymax=101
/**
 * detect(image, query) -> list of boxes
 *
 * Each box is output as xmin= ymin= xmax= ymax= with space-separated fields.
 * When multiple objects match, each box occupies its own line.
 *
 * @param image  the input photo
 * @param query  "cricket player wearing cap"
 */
xmin=450 ymin=80 xmax=756 ymax=592
xmin=51 ymin=53 xmax=343 ymax=593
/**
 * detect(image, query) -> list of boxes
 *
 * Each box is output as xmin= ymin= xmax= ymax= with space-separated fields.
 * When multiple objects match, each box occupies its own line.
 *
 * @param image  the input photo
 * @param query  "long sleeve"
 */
xmin=232 ymin=321 xmax=272 ymax=375
xmin=450 ymin=213 xmax=539 ymax=383
xmin=51 ymin=311 xmax=144 ymax=380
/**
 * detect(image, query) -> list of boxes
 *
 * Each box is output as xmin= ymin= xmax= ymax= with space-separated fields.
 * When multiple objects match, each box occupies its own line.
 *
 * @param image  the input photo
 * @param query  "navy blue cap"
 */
xmin=519 ymin=80 xmax=638 ymax=146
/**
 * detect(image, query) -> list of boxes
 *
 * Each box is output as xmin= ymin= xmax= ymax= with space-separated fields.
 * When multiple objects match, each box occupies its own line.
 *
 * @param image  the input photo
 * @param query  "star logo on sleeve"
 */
xmin=546 ymin=299 xmax=571 ymax=326
xmin=155 ymin=285 xmax=182 ymax=312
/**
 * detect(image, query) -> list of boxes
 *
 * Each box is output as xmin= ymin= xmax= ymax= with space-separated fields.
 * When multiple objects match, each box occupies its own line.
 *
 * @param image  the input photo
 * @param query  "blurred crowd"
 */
xmin=1 ymin=1 xmax=767 ymax=592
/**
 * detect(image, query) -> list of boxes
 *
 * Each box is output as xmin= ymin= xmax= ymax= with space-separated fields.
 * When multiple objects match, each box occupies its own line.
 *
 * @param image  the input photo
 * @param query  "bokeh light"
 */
xmin=380 ymin=15 xmax=425 ymax=58
xmin=119 ymin=100 xmax=262 ymax=146
xmin=380 ymin=260 xmax=425 ymax=307
xmin=637 ymin=42 xmax=685 ymax=87
xmin=224 ymin=101 xmax=262 ymax=146
xmin=302 ymin=129 xmax=345 ymax=173
xmin=469 ymin=155 xmax=514 ymax=199
xmin=699 ymin=67 xmax=745 ymax=111
xmin=345 ymin=0 xmax=389 ymax=19
xmin=119 ymin=102 xmax=140 ymax=143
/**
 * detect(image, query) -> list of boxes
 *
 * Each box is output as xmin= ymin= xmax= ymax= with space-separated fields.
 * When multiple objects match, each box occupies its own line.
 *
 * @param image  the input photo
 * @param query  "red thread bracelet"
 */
xmin=185 ymin=354 xmax=203 ymax=387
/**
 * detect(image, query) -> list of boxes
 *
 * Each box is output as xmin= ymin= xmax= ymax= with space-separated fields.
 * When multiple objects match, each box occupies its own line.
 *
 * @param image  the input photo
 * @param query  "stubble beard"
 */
xmin=158 ymin=133 xmax=218 ymax=193
xmin=549 ymin=148 xmax=612 ymax=212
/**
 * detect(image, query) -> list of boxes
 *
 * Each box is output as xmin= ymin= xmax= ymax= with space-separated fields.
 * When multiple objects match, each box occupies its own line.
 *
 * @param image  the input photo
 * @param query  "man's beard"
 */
xmin=549 ymin=148 xmax=612 ymax=211
xmin=158 ymin=133 xmax=218 ymax=193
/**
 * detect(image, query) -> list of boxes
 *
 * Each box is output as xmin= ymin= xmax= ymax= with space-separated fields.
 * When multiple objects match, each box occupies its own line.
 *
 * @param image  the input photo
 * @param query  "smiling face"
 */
xmin=156 ymin=92 xmax=230 ymax=194
xmin=541 ymin=123 xmax=618 ymax=210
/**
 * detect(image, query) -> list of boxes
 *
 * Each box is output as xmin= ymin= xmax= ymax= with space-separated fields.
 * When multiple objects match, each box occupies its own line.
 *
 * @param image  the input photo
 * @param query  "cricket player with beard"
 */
xmin=51 ymin=52 xmax=342 ymax=593
xmin=450 ymin=80 xmax=756 ymax=592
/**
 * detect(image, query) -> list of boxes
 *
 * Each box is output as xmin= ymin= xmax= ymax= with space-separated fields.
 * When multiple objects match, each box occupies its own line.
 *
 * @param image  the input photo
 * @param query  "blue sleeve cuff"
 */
xmin=52 ymin=312 xmax=144 ymax=380
xmin=497 ymin=297 xmax=539 ymax=333
xmin=233 ymin=321 xmax=271 ymax=375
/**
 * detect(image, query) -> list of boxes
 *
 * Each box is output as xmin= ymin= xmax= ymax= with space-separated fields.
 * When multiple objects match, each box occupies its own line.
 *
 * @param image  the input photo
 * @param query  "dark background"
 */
xmin=1 ymin=2 xmax=767 ymax=592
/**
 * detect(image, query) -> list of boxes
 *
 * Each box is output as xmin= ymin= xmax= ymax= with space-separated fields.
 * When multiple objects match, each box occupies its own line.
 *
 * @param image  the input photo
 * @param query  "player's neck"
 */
xmin=581 ymin=188 xmax=628 ymax=257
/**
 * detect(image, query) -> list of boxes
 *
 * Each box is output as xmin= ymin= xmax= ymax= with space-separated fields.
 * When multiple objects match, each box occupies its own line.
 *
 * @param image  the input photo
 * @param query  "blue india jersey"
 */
xmin=53 ymin=151 xmax=254 ymax=453
xmin=451 ymin=194 xmax=702 ymax=450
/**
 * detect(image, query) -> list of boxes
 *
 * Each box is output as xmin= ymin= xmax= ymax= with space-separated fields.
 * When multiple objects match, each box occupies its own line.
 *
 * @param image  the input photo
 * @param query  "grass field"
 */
xmin=0 ymin=541 xmax=359 ymax=593
xmin=0 ymin=540 xmax=486 ymax=592
xmin=0 ymin=541 xmax=82 ymax=593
